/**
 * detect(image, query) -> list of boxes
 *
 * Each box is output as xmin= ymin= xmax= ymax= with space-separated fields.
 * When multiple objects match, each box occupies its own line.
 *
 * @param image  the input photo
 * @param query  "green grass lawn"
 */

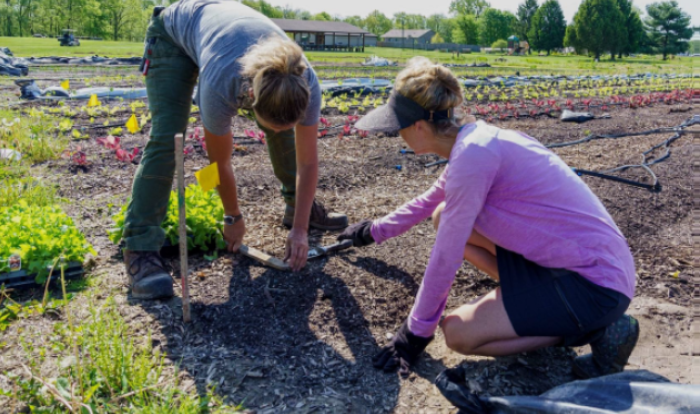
xmin=1 ymin=36 xmax=697 ymax=76
xmin=313 ymin=47 xmax=699 ymax=75
xmin=0 ymin=36 xmax=144 ymax=57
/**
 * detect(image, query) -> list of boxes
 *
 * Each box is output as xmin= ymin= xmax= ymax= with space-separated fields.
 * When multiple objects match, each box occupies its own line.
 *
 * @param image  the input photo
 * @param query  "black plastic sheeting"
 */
xmin=0 ymin=261 xmax=84 ymax=289
xmin=444 ymin=62 xmax=492 ymax=68
xmin=0 ymin=47 xmax=142 ymax=75
xmin=17 ymin=76 xmax=387 ymax=100
xmin=560 ymin=110 xmax=596 ymax=123
xmin=16 ymin=79 xmax=147 ymax=101
xmin=436 ymin=368 xmax=700 ymax=414
xmin=25 ymin=56 xmax=143 ymax=66
xmin=321 ymin=78 xmax=393 ymax=97
xmin=0 ymin=49 xmax=29 ymax=76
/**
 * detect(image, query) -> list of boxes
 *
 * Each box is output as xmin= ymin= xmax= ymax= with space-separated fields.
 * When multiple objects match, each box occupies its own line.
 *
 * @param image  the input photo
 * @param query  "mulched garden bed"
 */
xmin=0 ymin=66 xmax=694 ymax=413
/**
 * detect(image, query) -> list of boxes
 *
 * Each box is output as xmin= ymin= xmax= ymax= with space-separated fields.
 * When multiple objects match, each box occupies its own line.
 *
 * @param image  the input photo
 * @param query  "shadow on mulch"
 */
xmin=130 ymin=252 xmax=449 ymax=413
xmin=448 ymin=347 xmax=578 ymax=398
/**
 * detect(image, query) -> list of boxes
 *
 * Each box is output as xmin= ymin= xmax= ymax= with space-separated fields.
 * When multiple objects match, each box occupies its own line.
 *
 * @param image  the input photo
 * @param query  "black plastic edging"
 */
xmin=0 ymin=261 xmax=84 ymax=289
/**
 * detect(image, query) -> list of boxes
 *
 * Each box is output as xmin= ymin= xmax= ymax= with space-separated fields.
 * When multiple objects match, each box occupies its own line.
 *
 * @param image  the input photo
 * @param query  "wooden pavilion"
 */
xmin=271 ymin=19 xmax=377 ymax=52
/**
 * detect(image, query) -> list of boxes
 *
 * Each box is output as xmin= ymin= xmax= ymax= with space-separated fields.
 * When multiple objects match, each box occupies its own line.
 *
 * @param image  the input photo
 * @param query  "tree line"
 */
xmin=565 ymin=0 xmax=694 ymax=60
xmin=0 ymin=0 xmax=695 ymax=60
xmin=240 ymin=0 xmax=697 ymax=60
xmin=0 ymin=0 xmax=153 ymax=41
xmin=246 ymin=0 xmax=695 ymax=60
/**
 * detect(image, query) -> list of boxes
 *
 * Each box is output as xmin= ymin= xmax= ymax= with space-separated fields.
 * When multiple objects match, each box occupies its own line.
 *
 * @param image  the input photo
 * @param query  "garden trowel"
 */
xmin=307 ymin=239 xmax=353 ymax=260
xmin=239 ymin=239 xmax=353 ymax=271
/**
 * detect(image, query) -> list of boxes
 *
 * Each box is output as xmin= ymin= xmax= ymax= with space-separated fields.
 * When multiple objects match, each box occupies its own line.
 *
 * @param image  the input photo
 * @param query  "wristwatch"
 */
xmin=223 ymin=214 xmax=243 ymax=226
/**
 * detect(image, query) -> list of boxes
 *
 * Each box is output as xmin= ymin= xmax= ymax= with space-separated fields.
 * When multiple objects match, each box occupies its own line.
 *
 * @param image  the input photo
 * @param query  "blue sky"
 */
xmin=266 ymin=0 xmax=699 ymax=27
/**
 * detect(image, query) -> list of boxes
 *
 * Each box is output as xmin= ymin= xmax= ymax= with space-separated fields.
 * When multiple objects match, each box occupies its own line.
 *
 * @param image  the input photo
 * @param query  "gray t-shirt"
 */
xmin=163 ymin=0 xmax=321 ymax=136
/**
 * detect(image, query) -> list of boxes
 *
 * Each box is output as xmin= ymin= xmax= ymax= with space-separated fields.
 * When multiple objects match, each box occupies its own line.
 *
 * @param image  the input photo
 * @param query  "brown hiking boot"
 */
xmin=124 ymin=250 xmax=174 ymax=300
xmin=282 ymin=200 xmax=348 ymax=231
xmin=573 ymin=314 xmax=640 ymax=379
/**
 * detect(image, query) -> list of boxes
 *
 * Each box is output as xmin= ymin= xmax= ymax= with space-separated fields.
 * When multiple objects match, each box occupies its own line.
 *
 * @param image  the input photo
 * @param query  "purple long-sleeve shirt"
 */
xmin=371 ymin=121 xmax=636 ymax=338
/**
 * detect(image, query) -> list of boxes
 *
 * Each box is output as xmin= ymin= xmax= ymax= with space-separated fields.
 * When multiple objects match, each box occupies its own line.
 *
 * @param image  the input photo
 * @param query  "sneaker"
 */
xmin=282 ymin=200 xmax=348 ymax=231
xmin=124 ymin=250 xmax=174 ymax=300
xmin=572 ymin=314 xmax=640 ymax=379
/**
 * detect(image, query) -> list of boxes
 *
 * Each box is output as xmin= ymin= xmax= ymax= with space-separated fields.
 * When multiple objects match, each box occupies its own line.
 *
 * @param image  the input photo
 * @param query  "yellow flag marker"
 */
xmin=61 ymin=79 xmax=70 ymax=90
xmin=126 ymin=114 xmax=140 ymax=133
xmin=194 ymin=162 xmax=220 ymax=192
xmin=87 ymin=94 xmax=100 ymax=107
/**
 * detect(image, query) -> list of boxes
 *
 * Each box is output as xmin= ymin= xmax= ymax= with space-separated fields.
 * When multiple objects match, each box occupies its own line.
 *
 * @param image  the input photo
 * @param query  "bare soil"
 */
xmin=0 ymin=68 xmax=695 ymax=413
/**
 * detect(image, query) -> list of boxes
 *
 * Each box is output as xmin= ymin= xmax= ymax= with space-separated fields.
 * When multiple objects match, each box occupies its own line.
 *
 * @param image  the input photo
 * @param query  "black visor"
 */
xmin=355 ymin=92 xmax=452 ymax=133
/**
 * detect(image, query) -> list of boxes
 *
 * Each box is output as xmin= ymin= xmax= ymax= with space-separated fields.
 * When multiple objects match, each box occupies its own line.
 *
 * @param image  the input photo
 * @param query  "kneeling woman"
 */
xmin=339 ymin=58 xmax=639 ymax=379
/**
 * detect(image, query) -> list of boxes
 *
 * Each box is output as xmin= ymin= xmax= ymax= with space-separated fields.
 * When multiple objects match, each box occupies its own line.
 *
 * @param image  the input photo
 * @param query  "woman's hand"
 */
xmin=373 ymin=321 xmax=434 ymax=378
xmin=337 ymin=220 xmax=375 ymax=247
xmin=284 ymin=227 xmax=309 ymax=271
xmin=223 ymin=218 xmax=245 ymax=252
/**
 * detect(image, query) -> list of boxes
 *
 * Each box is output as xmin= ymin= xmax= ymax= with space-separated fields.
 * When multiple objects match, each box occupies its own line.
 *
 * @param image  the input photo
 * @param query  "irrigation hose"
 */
xmin=571 ymin=168 xmax=661 ymax=192
xmin=412 ymin=115 xmax=697 ymax=192
xmin=425 ymin=159 xmax=449 ymax=168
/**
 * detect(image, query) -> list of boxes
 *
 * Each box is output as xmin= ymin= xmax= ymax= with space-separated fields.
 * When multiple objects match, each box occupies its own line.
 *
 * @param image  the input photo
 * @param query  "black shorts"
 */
xmin=497 ymin=246 xmax=630 ymax=347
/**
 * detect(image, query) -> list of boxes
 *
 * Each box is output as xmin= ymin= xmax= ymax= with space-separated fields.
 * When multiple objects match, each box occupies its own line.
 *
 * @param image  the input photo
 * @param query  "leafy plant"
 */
xmin=61 ymin=147 xmax=88 ymax=166
xmin=71 ymin=129 xmax=89 ymax=140
xmin=0 ymin=201 xmax=96 ymax=282
xmin=96 ymin=135 xmax=120 ymax=150
xmin=58 ymin=119 xmax=73 ymax=133
xmin=244 ymin=129 xmax=266 ymax=145
xmin=190 ymin=127 xmax=207 ymax=153
xmin=108 ymin=127 xmax=123 ymax=136
xmin=96 ymin=136 xmax=140 ymax=163
xmin=115 ymin=148 xmax=139 ymax=163
xmin=109 ymin=185 xmax=226 ymax=252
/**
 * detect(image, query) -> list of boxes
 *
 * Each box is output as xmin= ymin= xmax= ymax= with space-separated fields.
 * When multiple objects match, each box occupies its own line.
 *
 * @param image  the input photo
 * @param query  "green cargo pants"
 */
xmin=123 ymin=12 xmax=298 ymax=252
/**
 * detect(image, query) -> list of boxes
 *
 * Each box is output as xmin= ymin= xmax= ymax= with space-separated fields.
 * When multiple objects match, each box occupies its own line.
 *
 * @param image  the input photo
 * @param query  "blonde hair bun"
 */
xmin=240 ymin=36 xmax=310 ymax=126
xmin=395 ymin=57 xmax=463 ymax=112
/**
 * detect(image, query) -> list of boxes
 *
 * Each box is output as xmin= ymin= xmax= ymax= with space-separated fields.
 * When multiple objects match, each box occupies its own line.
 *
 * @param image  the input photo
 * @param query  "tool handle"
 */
xmin=239 ymin=245 xmax=290 ymax=271
xmin=324 ymin=239 xmax=353 ymax=253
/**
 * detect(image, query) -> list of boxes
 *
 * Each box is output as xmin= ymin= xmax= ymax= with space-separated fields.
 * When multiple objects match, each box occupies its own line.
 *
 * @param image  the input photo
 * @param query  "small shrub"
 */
xmin=109 ymin=184 xmax=226 ymax=252
xmin=492 ymin=39 xmax=508 ymax=50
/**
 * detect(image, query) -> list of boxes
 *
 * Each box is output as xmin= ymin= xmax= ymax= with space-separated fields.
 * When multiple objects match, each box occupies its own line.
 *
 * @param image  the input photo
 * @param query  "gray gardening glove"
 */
xmin=337 ymin=219 xmax=374 ymax=247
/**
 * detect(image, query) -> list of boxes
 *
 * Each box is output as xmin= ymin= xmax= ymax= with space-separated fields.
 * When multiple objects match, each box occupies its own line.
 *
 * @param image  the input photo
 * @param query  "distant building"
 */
xmin=381 ymin=29 xmax=435 ymax=46
xmin=270 ymin=19 xmax=377 ymax=52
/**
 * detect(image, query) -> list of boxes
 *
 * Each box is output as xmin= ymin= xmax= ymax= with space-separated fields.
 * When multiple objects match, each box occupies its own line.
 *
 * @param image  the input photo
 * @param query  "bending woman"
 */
xmin=123 ymin=0 xmax=347 ymax=300
xmin=339 ymin=58 xmax=639 ymax=379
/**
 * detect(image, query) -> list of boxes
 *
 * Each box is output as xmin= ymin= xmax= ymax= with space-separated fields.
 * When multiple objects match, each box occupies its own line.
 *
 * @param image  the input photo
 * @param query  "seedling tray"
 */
xmin=0 ymin=261 xmax=84 ymax=289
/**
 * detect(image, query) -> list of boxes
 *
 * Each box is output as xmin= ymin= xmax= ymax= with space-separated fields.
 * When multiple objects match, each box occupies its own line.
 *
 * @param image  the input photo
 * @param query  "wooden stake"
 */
xmin=175 ymin=133 xmax=191 ymax=323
